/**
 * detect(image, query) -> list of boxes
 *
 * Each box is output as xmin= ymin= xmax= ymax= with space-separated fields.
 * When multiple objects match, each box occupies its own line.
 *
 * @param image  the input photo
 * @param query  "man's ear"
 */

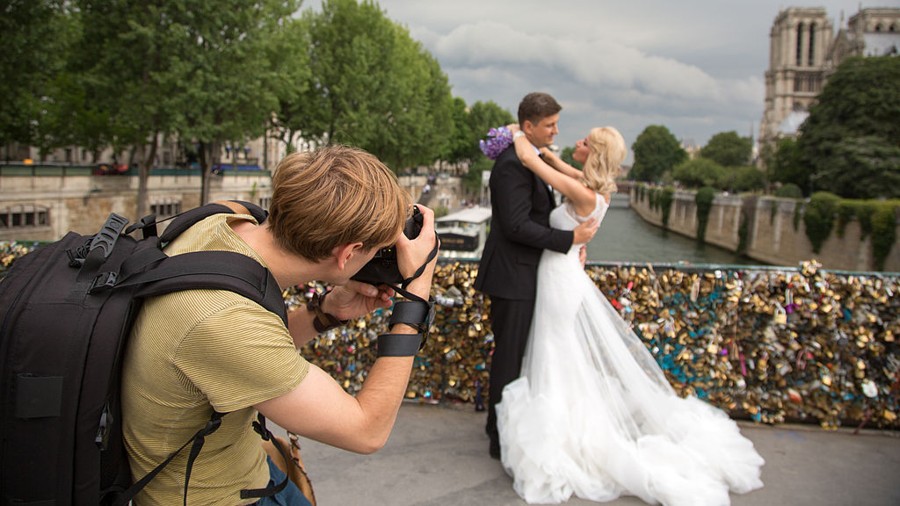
xmin=333 ymin=242 xmax=365 ymax=271
xmin=522 ymin=119 xmax=533 ymax=135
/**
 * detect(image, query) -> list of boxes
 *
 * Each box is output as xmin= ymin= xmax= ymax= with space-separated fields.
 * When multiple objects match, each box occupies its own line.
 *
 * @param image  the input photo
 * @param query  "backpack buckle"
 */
xmin=89 ymin=271 xmax=118 ymax=293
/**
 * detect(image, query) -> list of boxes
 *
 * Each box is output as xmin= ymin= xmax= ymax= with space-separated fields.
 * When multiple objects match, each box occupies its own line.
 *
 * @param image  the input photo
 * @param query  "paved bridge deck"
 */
xmin=280 ymin=402 xmax=900 ymax=506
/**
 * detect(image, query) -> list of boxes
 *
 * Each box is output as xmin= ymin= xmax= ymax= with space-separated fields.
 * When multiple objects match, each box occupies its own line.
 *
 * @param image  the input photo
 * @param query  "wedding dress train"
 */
xmin=496 ymin=194 xmax=764 ymax=505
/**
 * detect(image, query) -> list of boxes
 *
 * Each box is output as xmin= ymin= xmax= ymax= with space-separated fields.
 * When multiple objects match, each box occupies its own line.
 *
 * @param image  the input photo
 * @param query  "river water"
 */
xmin=585 ymin=205 xmax=757 ymax=266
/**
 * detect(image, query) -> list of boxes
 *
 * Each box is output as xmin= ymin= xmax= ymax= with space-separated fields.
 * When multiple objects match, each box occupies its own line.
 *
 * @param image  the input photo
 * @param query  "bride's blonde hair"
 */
xmin=580 ymin=127 xmax=626 ymax=196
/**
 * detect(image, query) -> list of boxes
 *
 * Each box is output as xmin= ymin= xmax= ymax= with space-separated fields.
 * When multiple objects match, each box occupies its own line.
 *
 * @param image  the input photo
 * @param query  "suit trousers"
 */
xmin=486 ymin=296 xmax=535 ymax=446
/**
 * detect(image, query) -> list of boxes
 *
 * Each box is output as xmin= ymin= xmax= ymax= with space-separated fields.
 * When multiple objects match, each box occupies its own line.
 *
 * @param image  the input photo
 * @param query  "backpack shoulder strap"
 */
xmin=160 ymin=200 xmax=267 ymax=244
xmin=112 ymin=250 xmax=287 ymax=325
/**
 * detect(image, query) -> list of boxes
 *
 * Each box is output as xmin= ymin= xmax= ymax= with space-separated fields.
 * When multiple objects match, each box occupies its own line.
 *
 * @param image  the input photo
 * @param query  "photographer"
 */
xmin=121 ymin=145 xmax=439 ymax=505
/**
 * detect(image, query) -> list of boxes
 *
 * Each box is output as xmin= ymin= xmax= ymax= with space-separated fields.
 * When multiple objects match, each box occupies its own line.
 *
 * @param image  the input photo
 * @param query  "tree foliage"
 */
xmin=630 ymin=125 xmax=687 ymax=182
xmin=700 ymin=131 xmax=752 ymax=167
xmin=460 ymin=101 xmax=514 ymax=195
xmin=174 ymin=0 xmax=299 ymax=204
xmin=0 ymin=0 xmax=73 ymax=151
xmin=720 ymin=166 xmax=767 ymax=193
xmin=298 ymin=0 xmax=454 ymax=171
xmin=268 ymin=15 xmax=313 ymax=154
xmin=72 ymin=0 xmax=299 ymax=213
xmin=672 ymin=158 xmax=724 ymax=189
xmin=466 ymin=101 xmax=515 ymax=157
xmin=811 ymin=135 xmax=900 ymax=199
xmin=441 ymin=97 xmax=474 ymax=167
xmin=798 ymin=56 xmax=900 ymax=199
xmin=768 ymin=137 xmax=809 ymax=194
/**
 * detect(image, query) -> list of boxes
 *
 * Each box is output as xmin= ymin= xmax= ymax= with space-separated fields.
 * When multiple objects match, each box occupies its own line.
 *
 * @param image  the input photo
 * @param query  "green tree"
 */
xmin=768 ymin=137 xmax=809 ymax=194
xmin=75 ymin=0 xmax=193 ymax=215
xmin=811 ymin=135 xmax=900 ymax=199
xmin=672 ymin=158 xmax=724 ymax=188
xmin=298 ymin=0 xmax=453 ymax=170
xmin=464 ymin=101 xmax=514 ymax=196
xmin=441 ymin=97 xmax=474 ymax=168
xmin=467 ymin=101 xmax=515 ymax=149
xmin=0 ymin=0 xmax=75 ymax=156
xmin=445 ymin=98 xmax=514 ymax=169
xmin=798 ymin=56 xmax=900 ymax=199
xmin=719 ymin=166 xmax=767 ymax=193
xmin=268 ymin=16 xmax=312 ymax=155
xmin=630 ymin=125 xmax=687 ymax=182
xmin=74 ymin=0 xmax=298 ymax=213
xmin=700 ymin=131 xmax=752 ymax=167
xmin=176 ymin=0 xmax=299 ymax=204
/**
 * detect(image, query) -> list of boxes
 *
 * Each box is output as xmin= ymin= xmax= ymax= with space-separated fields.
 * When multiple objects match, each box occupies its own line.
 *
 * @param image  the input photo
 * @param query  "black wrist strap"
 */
xmin=389 ymin=300 xmax=431 ymax=331
xmin=377 ymin=333 xmax=423 ymax=357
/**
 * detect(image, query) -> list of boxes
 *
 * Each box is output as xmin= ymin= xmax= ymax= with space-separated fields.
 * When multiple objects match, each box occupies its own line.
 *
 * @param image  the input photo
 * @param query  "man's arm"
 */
xmin=255 ymin=208 xmax=438 ymax=454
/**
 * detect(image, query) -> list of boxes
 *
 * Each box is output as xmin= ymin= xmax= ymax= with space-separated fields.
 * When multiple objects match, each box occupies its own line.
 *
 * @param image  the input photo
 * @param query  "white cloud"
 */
xmin=314 ymin=0 xmax=867 ymax=154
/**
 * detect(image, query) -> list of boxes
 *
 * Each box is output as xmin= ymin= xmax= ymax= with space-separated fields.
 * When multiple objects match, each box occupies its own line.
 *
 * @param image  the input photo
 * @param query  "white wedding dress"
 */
xmin=496 ymin=194 xmax=764 ymax=505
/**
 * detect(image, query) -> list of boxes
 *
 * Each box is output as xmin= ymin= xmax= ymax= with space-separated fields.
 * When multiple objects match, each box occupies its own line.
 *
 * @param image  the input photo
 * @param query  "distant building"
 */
xmin=758 ymin=6 xmax=899 ymax=147
xmin=680 ymin=140 xmax=702 ymax=160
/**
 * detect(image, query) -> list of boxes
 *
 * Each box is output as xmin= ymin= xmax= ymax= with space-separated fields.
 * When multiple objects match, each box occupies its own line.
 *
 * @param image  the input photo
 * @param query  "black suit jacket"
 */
xmin=474 ymin=145 xmax=573 ymax=300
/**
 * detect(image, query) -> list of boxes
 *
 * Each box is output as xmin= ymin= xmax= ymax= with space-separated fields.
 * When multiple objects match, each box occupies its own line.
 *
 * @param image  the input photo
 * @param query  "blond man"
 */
xmin=122 ymin=145 xmax=438 ymax=505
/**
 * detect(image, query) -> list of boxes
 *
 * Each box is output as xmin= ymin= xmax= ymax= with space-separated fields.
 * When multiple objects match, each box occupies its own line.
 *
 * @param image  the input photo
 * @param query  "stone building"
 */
xmin=759 ymin=6 xmax=899 ymax=146
xmin=759 ymin=7 xmax=834 ymax=145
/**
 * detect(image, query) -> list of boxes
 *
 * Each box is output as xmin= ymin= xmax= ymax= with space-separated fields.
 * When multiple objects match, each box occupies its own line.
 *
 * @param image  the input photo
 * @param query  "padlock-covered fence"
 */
xmin=3 ymin=241 xmax=897 ymax=430
xmin=287 ymin=259 xmax=898 ymax=431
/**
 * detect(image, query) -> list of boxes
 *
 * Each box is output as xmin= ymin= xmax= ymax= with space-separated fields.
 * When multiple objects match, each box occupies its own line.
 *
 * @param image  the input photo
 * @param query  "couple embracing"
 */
xmin=475 ymin=92 xmax=765 ymax=505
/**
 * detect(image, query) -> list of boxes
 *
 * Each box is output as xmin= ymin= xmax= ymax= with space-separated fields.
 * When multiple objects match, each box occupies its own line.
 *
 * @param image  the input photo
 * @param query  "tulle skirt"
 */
xmin=496 ymin=248 xmax=764 ymax=505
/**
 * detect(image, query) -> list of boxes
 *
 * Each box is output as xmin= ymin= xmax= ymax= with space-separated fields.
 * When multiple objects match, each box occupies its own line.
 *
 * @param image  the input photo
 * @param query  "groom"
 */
xmin=475 ymin=92 xmax=598 ymax=459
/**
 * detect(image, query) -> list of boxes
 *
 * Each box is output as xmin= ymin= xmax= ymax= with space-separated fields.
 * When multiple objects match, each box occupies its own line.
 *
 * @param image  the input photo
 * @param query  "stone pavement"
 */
xmin=279 ymin=402 xmax=900 ymax=506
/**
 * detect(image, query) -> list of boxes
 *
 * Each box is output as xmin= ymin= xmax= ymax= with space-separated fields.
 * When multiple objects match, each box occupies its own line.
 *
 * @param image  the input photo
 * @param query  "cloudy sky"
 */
xmin=312 ymin=0 xmax=876 ymax=161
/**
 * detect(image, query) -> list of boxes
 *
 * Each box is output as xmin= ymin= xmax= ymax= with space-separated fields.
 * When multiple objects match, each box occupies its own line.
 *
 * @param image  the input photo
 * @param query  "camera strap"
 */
xmin=394 ymin=233 xmax=440 ymax=303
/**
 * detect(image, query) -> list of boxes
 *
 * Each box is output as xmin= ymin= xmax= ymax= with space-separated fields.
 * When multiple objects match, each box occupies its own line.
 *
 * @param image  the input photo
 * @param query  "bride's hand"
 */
xmin=506 ymin=123 xmax=519 ymax=134
xmin=539 ymin=147 xmax=564 ymax=170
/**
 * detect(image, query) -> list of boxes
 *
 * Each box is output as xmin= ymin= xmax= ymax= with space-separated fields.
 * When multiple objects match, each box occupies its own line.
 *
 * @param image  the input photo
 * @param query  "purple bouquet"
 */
xmin=479 ymin=126 xmax=513 ymax=160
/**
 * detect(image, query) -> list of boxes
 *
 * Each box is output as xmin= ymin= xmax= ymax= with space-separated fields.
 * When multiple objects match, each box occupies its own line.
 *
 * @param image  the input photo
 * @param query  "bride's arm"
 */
xmin=511 ymin=130 xmax=595 ymax=214
xmin=537 ymin=147 xmax=584 ymax=181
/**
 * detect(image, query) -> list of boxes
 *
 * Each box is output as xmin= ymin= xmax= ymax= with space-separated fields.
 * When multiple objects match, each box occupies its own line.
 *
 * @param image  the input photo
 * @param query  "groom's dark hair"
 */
xmin=518 ymin=92 xmax=562 ymax=126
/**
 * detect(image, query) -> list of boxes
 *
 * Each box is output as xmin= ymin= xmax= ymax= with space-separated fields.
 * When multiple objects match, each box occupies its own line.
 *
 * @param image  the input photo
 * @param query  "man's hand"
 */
xmin=325 ymin=281 xmax=394 ymax=321
xmin=573 ymin=217 xmax=599 ymax=245
xmin=395 ymin=205 xmax=439 ymax=301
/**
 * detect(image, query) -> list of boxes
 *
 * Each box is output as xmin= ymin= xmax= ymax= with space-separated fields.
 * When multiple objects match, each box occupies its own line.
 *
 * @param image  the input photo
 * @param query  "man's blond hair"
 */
xmin=268 ymin=145 xmax=410 ymax=261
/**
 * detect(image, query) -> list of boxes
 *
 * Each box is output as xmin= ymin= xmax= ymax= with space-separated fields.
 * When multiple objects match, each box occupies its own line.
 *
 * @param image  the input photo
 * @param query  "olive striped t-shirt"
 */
xmin=122 ymin=214 xmax=309 ymax=505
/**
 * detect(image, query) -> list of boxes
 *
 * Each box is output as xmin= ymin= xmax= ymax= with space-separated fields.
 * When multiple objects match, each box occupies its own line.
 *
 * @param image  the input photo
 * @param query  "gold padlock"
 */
xmin=773 ymin=303 xmax=787 ymax=325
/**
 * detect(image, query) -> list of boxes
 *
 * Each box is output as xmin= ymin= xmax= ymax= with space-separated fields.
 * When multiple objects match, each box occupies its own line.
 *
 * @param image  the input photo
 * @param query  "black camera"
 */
xmin=351 ymin=206 xmax=424 ymax=286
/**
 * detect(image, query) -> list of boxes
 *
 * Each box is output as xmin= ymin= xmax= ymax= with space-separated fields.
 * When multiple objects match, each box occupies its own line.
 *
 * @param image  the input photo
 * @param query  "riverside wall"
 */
xmin=629 ymin=187 xmax=900 ymax=272
xmin=0 ymin=172 xmax=467 ymax=243
xmin=0 ymin=172 xmax=273 ymax=242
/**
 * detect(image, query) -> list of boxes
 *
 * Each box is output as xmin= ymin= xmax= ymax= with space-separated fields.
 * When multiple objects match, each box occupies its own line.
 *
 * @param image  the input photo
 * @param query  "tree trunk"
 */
xmin=135 ymin=133 xmax=159 ymax=219
xmin=199 ymin=140 xmax=219 ymax=205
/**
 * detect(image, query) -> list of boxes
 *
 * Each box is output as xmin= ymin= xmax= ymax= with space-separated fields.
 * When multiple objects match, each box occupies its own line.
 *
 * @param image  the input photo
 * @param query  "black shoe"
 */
xmin=489 ymin=441 xmax=501 ymax=460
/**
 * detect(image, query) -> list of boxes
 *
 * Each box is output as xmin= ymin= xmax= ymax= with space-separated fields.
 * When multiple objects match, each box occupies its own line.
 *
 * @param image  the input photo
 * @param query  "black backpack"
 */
xmin=0 ymin=201 xmax=292 ymax=505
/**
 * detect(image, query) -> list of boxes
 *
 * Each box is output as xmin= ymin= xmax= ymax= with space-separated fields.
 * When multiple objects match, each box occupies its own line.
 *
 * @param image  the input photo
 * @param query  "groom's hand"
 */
xmin=573 ymin=218 xmax=599 ymax=245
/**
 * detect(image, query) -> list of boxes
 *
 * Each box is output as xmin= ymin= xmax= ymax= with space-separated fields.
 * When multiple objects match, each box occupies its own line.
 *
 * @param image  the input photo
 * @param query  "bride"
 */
xmin=495 ymin=125 xmax=765 ymax=505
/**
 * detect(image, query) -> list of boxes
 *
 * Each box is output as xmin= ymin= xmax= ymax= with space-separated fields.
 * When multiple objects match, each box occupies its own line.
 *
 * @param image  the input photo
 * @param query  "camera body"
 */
xmin=351 ymin=206 xmax=423 ymax=286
